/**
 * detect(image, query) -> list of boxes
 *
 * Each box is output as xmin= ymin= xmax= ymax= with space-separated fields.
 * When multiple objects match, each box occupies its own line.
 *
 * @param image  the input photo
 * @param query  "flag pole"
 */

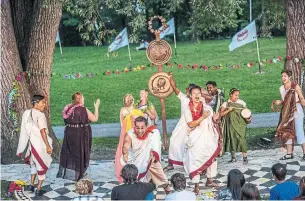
xmin=250 ymin=0 xmax=262 ymax=73
xmin=59 ymin=38 xmax=63 ymax=58
xmin=174 ymin=32 xmax=177 ymax=56
xmin=127 ymin=42 xmax=132 ymax=67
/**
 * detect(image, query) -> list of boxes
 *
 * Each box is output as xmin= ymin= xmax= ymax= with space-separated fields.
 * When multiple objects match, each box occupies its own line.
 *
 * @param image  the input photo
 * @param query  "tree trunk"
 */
xmin=1 ymin=0 xmax=31 ymax=164
xmin=285 ymin=0 xmax=305 ymax=86
xmin=10 ymin=0 xmax=34 ymax=71
xmin=26 ymin=0 xmax=62 ymax=158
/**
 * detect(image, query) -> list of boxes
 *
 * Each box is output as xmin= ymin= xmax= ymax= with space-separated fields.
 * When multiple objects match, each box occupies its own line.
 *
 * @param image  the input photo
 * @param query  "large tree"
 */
xmin=285 ymin=0 xmax=305 ymax=86
xmin=1 ymin=0 xmax=62 ymax=164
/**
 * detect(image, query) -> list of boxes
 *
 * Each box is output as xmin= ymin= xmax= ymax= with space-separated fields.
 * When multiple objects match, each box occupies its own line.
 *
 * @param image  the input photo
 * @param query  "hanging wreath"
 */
xmin=148 ymin=16 xmax=168 ymax=34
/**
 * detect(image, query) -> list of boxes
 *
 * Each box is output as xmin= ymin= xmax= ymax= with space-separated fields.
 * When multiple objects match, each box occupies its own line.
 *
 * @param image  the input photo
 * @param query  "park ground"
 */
xmin=49 ymin=37 xmax=286 ymax=160
xmin=51 ymin=37 xmax=286 ymax=125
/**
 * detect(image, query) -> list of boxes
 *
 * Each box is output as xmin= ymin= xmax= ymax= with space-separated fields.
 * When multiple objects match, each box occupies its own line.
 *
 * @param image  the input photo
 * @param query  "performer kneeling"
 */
xmin=121 ymin=116 xmax=171 ymax=194
xmin=183 ymin=86 xmax=221 ymax=195
xmin=220 ymin=88 xmax=250 ymax=164
xmin=17 ymin=95 xmax=52 ymax=196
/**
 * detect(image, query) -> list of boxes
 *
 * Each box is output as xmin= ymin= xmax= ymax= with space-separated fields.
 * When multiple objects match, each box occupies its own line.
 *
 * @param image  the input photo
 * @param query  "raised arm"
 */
xmin=146 ymin=104 xmax=156 ymax=120
xmin=169 ymin=74 xmax=180 ymax=95
xmin=122 ymin=133 xmax=131 ymax=162
xmin=87 ymin=99 xmax=100 ymax=122
xmin=119 ymin=108 xmax=124 ymax=127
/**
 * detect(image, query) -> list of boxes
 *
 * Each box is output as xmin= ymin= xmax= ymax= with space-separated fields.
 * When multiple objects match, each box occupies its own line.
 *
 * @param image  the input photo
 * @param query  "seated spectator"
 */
xmin=111 ymin=164 xmax=156 ymax=200
xmin=217 ymin=169 xmax=245 ymax=200
xmin=293 ymin=176 xmax=305 ymax=200
xmin=270 ymin=163 xmax=299 ymax=200
xmin=71 ymin=179 xmax=103 ymax=201
xmin=240 ymin=183 xmax=261 ymax=200
xmin=165 ymin=173 xmax=196 ymax=200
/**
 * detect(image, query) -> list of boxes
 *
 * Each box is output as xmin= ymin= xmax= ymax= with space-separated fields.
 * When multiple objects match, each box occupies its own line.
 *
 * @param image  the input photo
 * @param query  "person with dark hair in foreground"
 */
xmin=165 ymin=173 xmax=196 ymax=200
xmin=217 ymin=169 xmax=245 ymax=200
xmin=121 ymin=116 xmax=171 ymax=194
xmin=111 ymin=164 xmax=156 ymax=200
xmin=293 ymin=176 xmax=305 ymax=200
xmin=17 ymin=95 xmax=52 ymax=196
xmin=240 ymin=183 xmax=261 ymax=200
xmin=270 ymin=163 xmax=299 ymax=200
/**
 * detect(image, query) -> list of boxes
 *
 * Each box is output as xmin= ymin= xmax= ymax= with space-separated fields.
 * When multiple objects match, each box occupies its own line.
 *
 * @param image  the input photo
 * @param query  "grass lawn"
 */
xmin=81 ymin=127 xmax=277 ymax=161
xmin=51 ymin=37 xmax=286 ymax=125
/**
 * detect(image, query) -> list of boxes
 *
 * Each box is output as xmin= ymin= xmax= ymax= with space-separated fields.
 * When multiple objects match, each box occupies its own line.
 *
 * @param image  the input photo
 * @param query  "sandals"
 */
xmin=228 ymin=157 xmax=237 ymax=163
xmin=243 ymin=157 xmax=248 ymax=165
xmin=205 ymin=179 xmax=219 ymax=188
xmin=163 ymin=165 xmax=174 ymax=172
xmin=163 ymin=183 xmax=171 ymax=194
xmin=280 ymin=154 xmax=294 ymax=160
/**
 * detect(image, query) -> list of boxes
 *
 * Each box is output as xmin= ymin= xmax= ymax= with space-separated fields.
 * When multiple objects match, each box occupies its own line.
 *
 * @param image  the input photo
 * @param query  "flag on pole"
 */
xmin=55 ymin=32 xmax=60 ymax=43
xmin=108 ymin=28 xmax=129 ymax=52
xmin=159 ymin=18 xmax=175 ymax=39
xmin=229 ymin=20 xmax=257 ymax=51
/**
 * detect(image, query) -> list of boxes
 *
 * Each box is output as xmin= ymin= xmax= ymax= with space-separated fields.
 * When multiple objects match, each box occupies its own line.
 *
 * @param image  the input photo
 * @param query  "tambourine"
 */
xmin=271 ymin=100 xmax=282 ymax=112
xmin=241 ymin=108 xmax=251 ymax=119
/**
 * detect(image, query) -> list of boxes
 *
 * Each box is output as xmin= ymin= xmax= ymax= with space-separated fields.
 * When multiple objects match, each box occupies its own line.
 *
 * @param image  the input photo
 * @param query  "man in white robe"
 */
xmin=121 ymin=116 xmax=171 ymax=193
xmin=164 ymin=74 xmax=196 ymax=171
xmin=183 ymin=86 xmax=221 ymax=195
xmin=16 ymin=95 xmax=53 ymax=196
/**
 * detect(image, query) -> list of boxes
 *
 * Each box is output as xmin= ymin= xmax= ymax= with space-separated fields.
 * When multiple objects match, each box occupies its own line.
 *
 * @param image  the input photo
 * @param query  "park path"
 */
xmin=52 ymin=112 xmax=280 ymax=139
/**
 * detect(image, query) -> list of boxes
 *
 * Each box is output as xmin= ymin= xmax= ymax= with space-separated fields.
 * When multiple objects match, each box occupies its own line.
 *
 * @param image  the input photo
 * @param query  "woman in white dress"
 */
xmin=273 ymin=69 xmax=305 ymax=160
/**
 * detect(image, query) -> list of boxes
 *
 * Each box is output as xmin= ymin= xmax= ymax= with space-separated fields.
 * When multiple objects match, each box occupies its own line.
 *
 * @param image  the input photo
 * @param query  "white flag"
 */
xmin=108 ymin=28 xmax=129 ymax=52
xmin=159 ymin=18 xmax=175 ymax=39
xmin=229 ymin=21 xmax=257 ymax=51
xmin=55 ymin=32 xmax=60 ymax=43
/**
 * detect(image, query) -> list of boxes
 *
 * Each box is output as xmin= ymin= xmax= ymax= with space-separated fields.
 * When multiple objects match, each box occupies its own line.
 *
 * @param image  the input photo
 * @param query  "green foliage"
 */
xmin=189 ymin=0 xmax=245 ymax=37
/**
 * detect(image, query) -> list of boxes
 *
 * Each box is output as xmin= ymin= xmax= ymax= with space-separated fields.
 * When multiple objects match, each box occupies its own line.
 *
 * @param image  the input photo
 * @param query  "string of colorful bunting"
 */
xmin=15 ymin=56 xmax=304 ymax=79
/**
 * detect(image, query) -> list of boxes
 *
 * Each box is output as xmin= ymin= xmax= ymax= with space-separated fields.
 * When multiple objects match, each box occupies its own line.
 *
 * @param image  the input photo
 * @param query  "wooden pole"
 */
xmin=158 ymin=65 xmax=168 ymax=150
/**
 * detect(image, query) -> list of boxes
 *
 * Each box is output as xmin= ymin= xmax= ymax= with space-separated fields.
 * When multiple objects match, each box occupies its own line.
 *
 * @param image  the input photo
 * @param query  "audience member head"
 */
xmin=76 ymin=179 xmax=93 ymax=195
xmin=170 ymin=173 xmax=187 ymax=191
xmin=72 ymin=92 xmax=84 ymax=105
xmin=32 ymin=95 xmax=46 ymax=112
xmin=121 ymin=164 xmax=138 ymax=184
xmin=123 ymin=94 xmax=134 ymax=107
xmin=271 ymin=163 xmax=286 ymax=182
xmin=227 ymin=169 xmax=245 ymax=200
xmin=240 ymin=183 xmax=261 ymax=200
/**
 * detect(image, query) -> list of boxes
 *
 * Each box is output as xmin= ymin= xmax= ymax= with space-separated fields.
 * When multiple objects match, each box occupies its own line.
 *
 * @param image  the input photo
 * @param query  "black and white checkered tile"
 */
xmin=20 ymin=158 xmax=304 ymax=201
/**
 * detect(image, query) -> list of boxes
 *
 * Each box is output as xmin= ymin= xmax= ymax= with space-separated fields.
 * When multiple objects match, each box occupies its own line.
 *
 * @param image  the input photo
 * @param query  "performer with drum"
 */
xmin=220 ymin=88 xmax=251 ymax=164
xmin=272 ymin=69 xmax=305 ymax=160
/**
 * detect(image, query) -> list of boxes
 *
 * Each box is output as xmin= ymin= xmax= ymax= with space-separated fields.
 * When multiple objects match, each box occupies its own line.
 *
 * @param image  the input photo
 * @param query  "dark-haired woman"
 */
xmin=217 ymin=169 xmax=245 ymax=200
xmin=240 ymin=183 xmax=261 ymax=200
xmin=220 ymin=88 xmax=250 ymax=164
xmin=273 ymin=69 xmax=305 ymax=160
xmin=17 ymin=95 xmax=52 ymax=196
xmin=294 ymin=176 xmax=305 ymax=200
xmin=56 ymin=92 xmax=100 ymax=181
